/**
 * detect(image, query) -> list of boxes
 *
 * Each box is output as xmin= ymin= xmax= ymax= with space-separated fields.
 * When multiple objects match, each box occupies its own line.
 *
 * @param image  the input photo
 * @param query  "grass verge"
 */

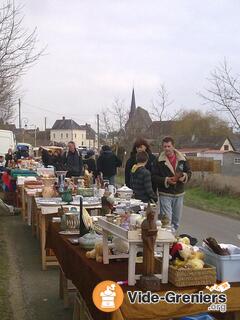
xmin=0 ymin=217 xmax=13 ymax=320
xmin=184 ymin=187 xmax=240 ymax=219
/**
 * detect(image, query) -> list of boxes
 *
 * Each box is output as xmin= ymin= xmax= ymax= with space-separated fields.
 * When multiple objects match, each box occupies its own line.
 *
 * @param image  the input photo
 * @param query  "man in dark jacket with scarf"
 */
xmin=152 ymin=136 xmax=191 ymax=232
xmin=62 ymin=141 xmax=83 ymax=177
xmin=97 ymin=145 xmax=122 ymax=185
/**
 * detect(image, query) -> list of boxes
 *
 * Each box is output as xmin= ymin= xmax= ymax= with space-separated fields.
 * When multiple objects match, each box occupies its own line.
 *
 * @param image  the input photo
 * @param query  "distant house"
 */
xmin=178 ymin=136 xmax=235 ymax=157
xmin=178 ymin=137 xmax=240 ymax=176
xmin=50 ymin=117 xmax=96 ymax=148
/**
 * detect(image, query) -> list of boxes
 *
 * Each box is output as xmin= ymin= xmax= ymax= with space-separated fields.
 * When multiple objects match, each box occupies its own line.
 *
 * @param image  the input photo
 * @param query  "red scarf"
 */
xmin=167 ymin=153 xmax=177 ymax=172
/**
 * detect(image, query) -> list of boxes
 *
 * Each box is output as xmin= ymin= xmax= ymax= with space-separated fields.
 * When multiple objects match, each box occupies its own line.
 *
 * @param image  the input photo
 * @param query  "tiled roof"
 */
xmin=52 ymin=118 xmax=81 ymax=130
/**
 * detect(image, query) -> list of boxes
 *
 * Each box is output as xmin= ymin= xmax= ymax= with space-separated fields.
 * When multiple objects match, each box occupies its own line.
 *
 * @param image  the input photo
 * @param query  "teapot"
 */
xmin=116 ymin=185 xmax=133 ymax=200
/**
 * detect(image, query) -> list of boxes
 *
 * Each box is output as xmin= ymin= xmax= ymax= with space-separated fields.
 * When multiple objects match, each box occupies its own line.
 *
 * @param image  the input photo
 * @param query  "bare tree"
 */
xmin=0 ymin=1 xmax=44 ymax=122
xmin=151 ymin=84 xmax=174 ymax=121
xmin=112 ymin=98 xmax=128 ymax=131
xmin=100 ymin=108 xmax=115 ymax=135
xmin=200 ymin=59 xmax=240 ymax=131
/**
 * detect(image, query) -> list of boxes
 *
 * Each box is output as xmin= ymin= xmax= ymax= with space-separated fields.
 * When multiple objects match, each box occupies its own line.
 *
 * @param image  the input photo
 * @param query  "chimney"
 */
xmin=62 ymin=116 xmax=65 ymax=120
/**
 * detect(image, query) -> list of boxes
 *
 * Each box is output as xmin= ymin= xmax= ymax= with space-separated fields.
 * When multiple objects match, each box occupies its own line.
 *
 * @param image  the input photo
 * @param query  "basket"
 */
xmin=168 ymin=264 xmax=216 ymax=287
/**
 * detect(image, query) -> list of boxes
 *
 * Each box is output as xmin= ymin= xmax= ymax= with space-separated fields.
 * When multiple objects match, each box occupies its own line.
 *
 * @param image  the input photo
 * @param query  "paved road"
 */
xmin=179 ymin=206 xmax=240 ymax=246
xmin=1 ymin=214 xmax=72 ymax=320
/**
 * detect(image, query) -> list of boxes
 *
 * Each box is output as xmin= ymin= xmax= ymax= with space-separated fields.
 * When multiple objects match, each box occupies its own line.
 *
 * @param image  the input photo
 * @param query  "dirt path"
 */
xmin=0 ymin=213 xmax=72 ymax=320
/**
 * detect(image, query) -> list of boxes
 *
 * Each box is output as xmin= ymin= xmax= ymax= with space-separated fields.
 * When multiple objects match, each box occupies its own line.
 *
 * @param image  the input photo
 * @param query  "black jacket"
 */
xmin=125 ymin=152 xmax=156 ymax=188
xmin=97 ymin=150 xmax=122 ymax=178
xmin=152 ymin=150 xmax=192 ymax=196
xmin=41 ymin=149 xmax=49 ymax=167
xmin=5 ymin=153 xmax=13 ymax=167
xmin=130 ymin=166 xmax=157 ymax=203
xmin=62 ymin=150 xmax=83 ymax=177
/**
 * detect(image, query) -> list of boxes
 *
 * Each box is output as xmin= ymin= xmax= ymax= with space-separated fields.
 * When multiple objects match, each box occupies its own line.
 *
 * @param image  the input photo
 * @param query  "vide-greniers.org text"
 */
xmin=127 ymin=291 xmax=227 ymax=305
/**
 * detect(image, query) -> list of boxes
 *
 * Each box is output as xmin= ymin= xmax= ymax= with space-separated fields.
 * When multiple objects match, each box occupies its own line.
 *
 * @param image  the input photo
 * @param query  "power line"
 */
xmin=24 ymin=102 xmax=94 ymax=118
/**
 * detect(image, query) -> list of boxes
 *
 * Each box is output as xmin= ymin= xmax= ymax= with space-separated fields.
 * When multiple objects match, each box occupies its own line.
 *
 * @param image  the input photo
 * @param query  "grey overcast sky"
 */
xmin=16 ymin=0 xmax=240 ymax=130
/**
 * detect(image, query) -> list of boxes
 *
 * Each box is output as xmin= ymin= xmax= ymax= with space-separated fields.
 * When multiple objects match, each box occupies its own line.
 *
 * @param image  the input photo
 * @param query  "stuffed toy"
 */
xmin=170 ymin=236 xmax=205 ymax=270
xmin=86 ymin=242 xmax=104 ymax=263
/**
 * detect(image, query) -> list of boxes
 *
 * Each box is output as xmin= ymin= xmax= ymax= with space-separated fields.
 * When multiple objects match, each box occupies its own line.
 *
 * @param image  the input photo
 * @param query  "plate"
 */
xmin=59 ymin=230 xmax=80 ymax=235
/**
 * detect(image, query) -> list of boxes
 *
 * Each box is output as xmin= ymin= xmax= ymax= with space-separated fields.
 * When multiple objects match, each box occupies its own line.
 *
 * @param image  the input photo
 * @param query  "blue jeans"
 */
xmin=159 ymin=195 xmax=184 ymax=231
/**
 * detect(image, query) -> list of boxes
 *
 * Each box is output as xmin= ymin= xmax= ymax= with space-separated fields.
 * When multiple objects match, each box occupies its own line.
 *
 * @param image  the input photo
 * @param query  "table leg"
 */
xmin=36 ymin=207 xmax=40 ymax=240
xmin=102 ymin=230 xmax=109 ymax=264
xmin=40 ymin=213 xmax=47 ymax=270
xmin=21 ymin=187 xmax=25 ymax=221
xmin=161 ymin=243 xmax=170 ymax=283
xmin=27 ymin=195 xmax=32 ymax=226
xmin=128 ymin=244 xmax=137 ymax=286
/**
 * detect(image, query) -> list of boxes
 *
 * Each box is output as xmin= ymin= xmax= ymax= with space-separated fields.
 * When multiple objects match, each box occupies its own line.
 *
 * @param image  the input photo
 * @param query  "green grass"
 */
xmin=185 ymin=187 xmax=240 ymax=218
xmin=0 ymin=217 xmax=12 ymax=320
xmin=116 ymin=169 xmax=125 ymax=186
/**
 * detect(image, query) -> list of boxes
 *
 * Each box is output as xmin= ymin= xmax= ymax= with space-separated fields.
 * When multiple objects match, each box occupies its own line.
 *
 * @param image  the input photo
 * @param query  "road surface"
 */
xmin=179 ymin=206 xmax=240 ymax=246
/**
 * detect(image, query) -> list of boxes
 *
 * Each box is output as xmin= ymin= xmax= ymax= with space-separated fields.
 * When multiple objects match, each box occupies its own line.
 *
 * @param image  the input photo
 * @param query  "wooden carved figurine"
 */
xmin=141 ymin=204 xmax=158 ymax=276
xmin=139 ymin=204 xmax=161 ymax=291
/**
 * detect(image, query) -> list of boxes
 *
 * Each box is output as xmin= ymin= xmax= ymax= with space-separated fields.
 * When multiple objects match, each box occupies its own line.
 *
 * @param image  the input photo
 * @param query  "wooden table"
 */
xmin=35 ymin=197 xmax=102 ymax=270
xmin=97 ymin=216 xmax=175 ymax=286
xmin=47 ymin=222 xmax=240 ymax=320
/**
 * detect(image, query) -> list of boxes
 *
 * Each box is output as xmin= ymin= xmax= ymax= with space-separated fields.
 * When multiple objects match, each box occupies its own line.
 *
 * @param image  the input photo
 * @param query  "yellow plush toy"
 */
xmin=86 ymin=242 xmax=103 ymax=263
xmin=185 ymin=250 xmax=205 ymax=270
xmin=171 ymin=236 xmax=205 ymax=270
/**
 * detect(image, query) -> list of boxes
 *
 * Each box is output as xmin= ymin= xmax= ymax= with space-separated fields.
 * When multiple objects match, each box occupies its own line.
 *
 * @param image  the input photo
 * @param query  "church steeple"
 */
xmin=129 ymin=88 xmax=136 ymax=119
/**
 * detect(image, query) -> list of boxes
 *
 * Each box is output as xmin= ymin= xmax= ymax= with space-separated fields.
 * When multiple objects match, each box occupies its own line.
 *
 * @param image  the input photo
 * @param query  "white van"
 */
xmin=0 ymin=130 xmax=16 ymax=157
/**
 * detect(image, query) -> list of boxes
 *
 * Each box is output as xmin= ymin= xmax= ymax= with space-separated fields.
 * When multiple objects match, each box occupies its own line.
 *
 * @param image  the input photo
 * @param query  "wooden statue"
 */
xmin=138 ymin=204 xmax=161 ymax=291
xmin=141 ymin=204 xmax=158 ymax=276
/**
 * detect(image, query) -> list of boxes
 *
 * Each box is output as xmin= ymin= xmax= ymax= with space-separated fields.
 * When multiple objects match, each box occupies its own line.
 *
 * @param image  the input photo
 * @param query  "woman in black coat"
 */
xmin=125 ymin=138 xmax=156 ymax=188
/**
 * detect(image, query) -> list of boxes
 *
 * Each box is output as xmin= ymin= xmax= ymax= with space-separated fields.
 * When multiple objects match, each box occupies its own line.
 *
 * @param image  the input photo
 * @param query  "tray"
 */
xmin=59 ymin=230 xmax=80 ymax=235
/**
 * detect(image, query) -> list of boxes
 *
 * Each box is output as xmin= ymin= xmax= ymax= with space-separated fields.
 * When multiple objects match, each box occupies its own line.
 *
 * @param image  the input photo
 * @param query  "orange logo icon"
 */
xmin=92 ymin=280 xmax=124 ymax=312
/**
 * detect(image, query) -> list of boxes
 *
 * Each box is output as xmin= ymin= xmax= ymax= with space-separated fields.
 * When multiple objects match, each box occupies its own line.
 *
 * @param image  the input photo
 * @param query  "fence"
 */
xmin=188 ymin=157 xmax=221 ymax=174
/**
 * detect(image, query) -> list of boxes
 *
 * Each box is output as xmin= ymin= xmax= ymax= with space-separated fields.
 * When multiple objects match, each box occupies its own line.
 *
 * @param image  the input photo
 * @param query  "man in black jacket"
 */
xmin=62 ymin=141 xmax=83 ymax=177
xmin=130 ymin=151 xmax=157 ymax=203
xmin=97 ymin=145 xmax=122 ymax=185
xmin=152 ymin=136 xmax=191 ymax=232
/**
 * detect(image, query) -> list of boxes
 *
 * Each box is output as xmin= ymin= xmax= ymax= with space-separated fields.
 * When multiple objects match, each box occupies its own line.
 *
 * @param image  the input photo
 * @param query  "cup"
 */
xmin=106 ymin=214 xmax=115 ymax=223
xmin=98 ymin=189 xmax=105 ymax=198
xmin=129 ymin=213 xmax=139 ymax=227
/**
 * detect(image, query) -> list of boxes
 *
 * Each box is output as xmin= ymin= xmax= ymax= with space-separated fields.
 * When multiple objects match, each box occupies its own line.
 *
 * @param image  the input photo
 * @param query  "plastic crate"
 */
xmin=180 ymin=313 xmax=214 ymax=320
xmin=201 ymin=246 xmax=240 ymax=282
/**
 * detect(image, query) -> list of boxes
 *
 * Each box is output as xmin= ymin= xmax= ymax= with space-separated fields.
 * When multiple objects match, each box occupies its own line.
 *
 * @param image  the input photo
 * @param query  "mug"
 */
xmin=98 ymin=188 xmax=105 ymax=198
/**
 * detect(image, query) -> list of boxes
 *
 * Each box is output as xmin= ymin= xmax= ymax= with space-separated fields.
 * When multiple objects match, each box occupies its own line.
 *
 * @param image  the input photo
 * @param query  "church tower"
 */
xmin=129 ymin=88 xmax=136 ymax=119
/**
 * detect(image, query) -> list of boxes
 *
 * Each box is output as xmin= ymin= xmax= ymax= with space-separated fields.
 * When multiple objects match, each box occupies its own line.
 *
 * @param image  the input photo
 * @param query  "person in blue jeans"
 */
xmin=152 ymin=136 xmax=191 ymax=232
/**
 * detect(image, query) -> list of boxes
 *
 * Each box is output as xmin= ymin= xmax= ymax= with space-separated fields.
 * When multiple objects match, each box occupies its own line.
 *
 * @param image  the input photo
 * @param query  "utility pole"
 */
xmin=97 ymin=114 xmax=100 ymax=153
xmin=44 ymin=117 xmax=47 ymax=130
xmin=19 ymin=99 xmax=22 ymax=129
xmin=34 ymin=126 xmax=37 ymax=147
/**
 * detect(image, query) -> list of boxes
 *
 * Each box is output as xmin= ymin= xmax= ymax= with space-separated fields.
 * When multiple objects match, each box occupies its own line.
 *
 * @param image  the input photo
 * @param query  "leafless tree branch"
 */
xmin=199 ymin=59 xmax=240 ymax=130
xmin=151 ymin=83 xmax=174 ymax=121
xmin=0 ymin=1 xmax=45 ymax=122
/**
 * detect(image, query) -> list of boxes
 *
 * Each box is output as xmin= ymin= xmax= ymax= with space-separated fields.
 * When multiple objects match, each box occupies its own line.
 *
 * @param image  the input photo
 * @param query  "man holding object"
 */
xmin=152 ymin=136 xmax=192 ymax=232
